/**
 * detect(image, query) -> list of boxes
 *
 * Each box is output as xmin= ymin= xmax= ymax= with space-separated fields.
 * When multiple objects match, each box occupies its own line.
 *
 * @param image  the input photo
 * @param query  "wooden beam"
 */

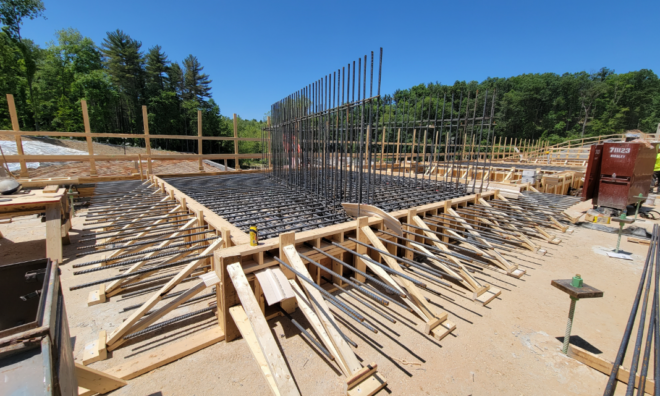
xmin=228 ymin=263 xmax=300 ymax=396
xmin=76 ymin=363 xmax=126 ymax=395
xmin=81 ymin=100 xmax=97 ymax=176
xmin=360 ymin=225 xmax=455 ymax=339
xmin=106 ymin=238 xmax=223 ymax=346
xmin=567 ymin=345 xmax=654 ymax=395
xmin=233 ymin=113 xmax=240 ymax=170
xmin=283 ymin=244 xmax=363 ymax=376
xmin=45 ymin=202 xmax=62 ymax=262
xmin=6 ymin=94 xmax=28 ymax=177
xmin=141 ymin=105 xmax=153 ymax=175
xmin=218 ymin=254 xmax=242 ymax=342
xmin=198 ymin=110 xmax=204 ymax=171
xmin=229 ymin=306 xmax=283 ymax=396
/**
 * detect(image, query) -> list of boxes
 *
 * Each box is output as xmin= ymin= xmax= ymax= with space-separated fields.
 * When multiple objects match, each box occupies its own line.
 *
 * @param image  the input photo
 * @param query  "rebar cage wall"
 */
xmin=263 ymin=48 xmax=499 ymax=211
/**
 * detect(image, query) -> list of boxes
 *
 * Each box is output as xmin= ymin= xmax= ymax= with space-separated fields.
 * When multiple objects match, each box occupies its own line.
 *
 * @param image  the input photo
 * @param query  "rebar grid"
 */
xmin=263 ymin=48 xmax=499 ymax=210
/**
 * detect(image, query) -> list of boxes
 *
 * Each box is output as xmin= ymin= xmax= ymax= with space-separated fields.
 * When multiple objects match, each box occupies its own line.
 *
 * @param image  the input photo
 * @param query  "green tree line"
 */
xmin=388 ymin=68 xmax=660 ymax=145
xmin=0 ymin=0 xmax=266 ymax=166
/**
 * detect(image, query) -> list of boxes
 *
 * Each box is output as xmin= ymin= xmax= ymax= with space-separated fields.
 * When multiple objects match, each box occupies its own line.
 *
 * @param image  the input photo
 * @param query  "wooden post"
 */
xmin=137 ymin=154 xmax=144 ymax=181
xmin=81 ymin=100 xmax=97 ymax=176
xmin=45 ymin=202 xmax=62 ymax=262
xmin=355 ymin=217 xmax=369 ymax=282
xmin=233 ymin=113 xmax=240 ymax=170
xmin=197 ymin=110 xmax=204 ymax=171
xmin=141 ymin=106 xmax=153 ymax=175
xmin=7 ymin=94 xmax=28 ymax=177
xmin=217 ymin=254 xmax=241 ymax=342
xmin=502 ymin=137 xmax=507 ymax=160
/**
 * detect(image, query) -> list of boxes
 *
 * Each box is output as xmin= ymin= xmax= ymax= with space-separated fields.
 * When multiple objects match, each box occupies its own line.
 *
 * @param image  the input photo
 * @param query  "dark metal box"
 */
xmin=0 ymin=259 xmax=77 ymax=395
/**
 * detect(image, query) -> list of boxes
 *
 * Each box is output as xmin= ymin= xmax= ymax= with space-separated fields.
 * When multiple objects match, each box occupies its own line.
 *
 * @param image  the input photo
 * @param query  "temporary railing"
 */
xmin=1 ymin=94 xmax=270 ymax=180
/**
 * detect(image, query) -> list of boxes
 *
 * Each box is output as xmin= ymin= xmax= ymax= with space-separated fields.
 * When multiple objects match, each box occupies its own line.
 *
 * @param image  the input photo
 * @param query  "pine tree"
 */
xmin=145 ymin=45 xmax=169 ymax=93
xmin=101 ymin=29 xmax=145 ymax=133
xmin=182 ymin=55 xmax=211 ymax=103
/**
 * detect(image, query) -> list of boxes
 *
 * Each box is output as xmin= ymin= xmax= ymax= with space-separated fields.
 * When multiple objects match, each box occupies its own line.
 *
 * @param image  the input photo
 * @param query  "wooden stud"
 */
xmin=198 ymin=110 xmax=204 ymax=171
xmin=354 ymin=217 xmax=370 ymax=282
xmin=45 ymin=203 xmax=62 ymax=262
xmin=233 ymin=113 xmax=240 ymax=170
xmin=228 ymin=264 xmax=300 ymax=396
xmin=283 ymin=245 xmax=363 ymax=376
xmin=218 ymin=254 xmax=242 ymax=342
xmin=278 ymin=232 xmax=296 ymax=279
xmin=81 ymin=100 xmax=97 ymax=176
xmin=141 ymin=105 xmax=153 ymax=175
xmin=76 ymin=363 xmax=126 ymax=394
xmin=7 ymin=94 xmax=28 ymax=177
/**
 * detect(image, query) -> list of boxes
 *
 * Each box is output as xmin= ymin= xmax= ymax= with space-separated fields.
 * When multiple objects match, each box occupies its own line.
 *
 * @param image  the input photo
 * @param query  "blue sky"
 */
xmin=20 ymin=0 xmax=659 ymax=120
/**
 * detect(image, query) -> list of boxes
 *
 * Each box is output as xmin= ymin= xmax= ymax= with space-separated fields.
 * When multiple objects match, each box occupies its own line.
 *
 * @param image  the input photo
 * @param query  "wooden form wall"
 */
xmin=2 ymin=94 xmax=270 ymax=179
xmin=73 ymin=171 xmax=580 ymax=395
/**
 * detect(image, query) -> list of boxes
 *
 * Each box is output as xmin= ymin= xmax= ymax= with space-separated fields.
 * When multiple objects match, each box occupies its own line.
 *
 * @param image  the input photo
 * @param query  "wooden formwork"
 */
xmin=71 ymin=172 xmax=576 ymax=396
xmin=209 ymin=188 xmax=575 ymax=395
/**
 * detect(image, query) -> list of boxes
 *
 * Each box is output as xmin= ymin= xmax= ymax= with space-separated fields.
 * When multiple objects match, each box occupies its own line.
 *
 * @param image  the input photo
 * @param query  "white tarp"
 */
xmin=0 ymin=140 xmax=87 ymax=172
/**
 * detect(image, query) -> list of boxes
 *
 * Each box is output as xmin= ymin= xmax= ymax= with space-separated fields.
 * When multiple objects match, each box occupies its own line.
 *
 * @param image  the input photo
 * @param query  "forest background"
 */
xmin=1 ymin=1 xmax=658 ymax=166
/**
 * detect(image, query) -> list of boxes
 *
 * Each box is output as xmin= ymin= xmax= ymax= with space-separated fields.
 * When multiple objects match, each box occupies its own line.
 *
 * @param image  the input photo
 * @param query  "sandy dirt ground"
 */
xmin=1 ymin=198 xmax=658 ymax=396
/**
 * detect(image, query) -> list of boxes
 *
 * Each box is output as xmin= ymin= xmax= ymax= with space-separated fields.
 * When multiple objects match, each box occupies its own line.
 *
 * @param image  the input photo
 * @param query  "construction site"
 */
xmin=2 ymin=49 xmax=660 ymax=396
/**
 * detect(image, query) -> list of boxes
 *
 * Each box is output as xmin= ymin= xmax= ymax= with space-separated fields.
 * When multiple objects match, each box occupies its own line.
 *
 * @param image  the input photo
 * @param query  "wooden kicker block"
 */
xmin=82 ymin=330 xmax=107 ymax=365
xmin=475 ymin=287 xmax=501 ymax=306
xmin=345 ymin=362 xmax=387 ymax=396
xmin=87 ymin=285 xmax=106 ymax=306
xmin=43 ymin=184 xmax=59 ymax=193
xmin=508 ymin=268 xmax=526 ymax=279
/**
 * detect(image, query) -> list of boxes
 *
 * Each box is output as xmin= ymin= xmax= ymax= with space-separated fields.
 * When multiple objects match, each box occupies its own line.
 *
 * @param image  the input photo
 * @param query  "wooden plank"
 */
xmin=110 ymin=275 xmax=219 ymax=351
xmin=105 ymin=218 xmax=198 ymax=294
xmin=6 ymin=94 xmax=28 ymax=177
xmin=283 ymin=244 xmax=362 ymax=375
xmin=229 ymin=306 xmax=282 ymax=396
xmin=106 ymin=238 xmax=223 ymax=346
xmin=81 ymin=100 xmax=97 ymax=176
xmin=218 ymin=254 xmax=242 ymax=342
xmin=197 ymin=110 xmax=204 ymax=171
xmin=45 ymin=202 xmax=62 ymax=262
xmin=0 ymin=129 xmax=268 ymax=141
xmin=567 ymin=345 xmax=654 ymax=395
xmin=288 ymin=280 xmax=347 ymax=375
xmin=155 ymin=176 xmax=250 ymax=245
xmin=233 ymin=113 xmax=240 ymax=170
xmin=359 ymin=225 xmax=455 ymax=339
xmin=75 ymin=363 xmax=126 ymax=394
xmin=228 ymin=263 xmax=300 ymax=396
xmin=142 ymin=105 xmax=153 ymax=175
xmin=101 ymin=327 xmax=224 ymax=383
